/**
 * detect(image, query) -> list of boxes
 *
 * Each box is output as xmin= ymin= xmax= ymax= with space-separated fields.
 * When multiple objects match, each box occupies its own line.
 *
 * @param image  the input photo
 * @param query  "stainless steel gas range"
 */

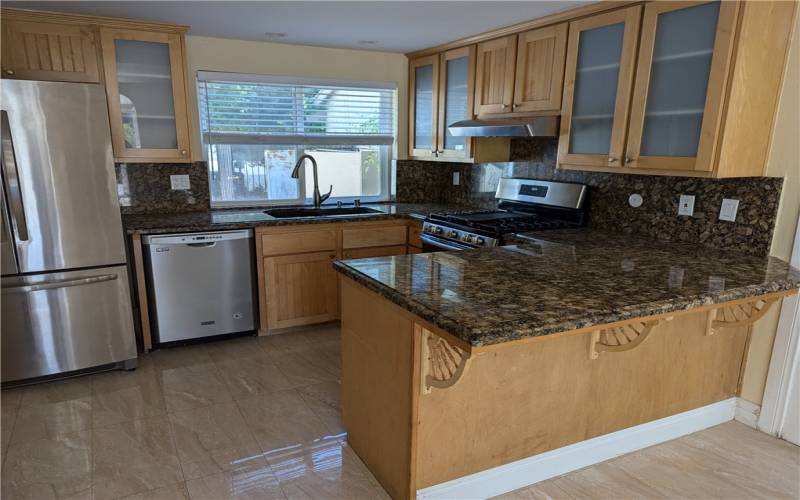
xmin=419 ymin=178 xmax=588 ymax=252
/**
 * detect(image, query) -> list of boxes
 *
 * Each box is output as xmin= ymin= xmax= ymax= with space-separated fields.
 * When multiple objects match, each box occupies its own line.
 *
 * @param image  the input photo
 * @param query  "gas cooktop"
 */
xmin=421 ymin=178 xmax=588 ymax=250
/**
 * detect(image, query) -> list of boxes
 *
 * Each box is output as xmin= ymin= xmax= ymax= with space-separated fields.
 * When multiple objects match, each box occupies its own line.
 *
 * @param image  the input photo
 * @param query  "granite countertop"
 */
xmin=333 ymin=228 xmax=800 ymax=347
xmin=121 ymin=202 xmax=475 ymax=234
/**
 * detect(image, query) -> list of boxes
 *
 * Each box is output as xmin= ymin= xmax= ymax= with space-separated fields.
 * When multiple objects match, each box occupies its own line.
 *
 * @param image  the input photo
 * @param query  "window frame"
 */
xmin=196 ymin=71 xmax=396 ymax=208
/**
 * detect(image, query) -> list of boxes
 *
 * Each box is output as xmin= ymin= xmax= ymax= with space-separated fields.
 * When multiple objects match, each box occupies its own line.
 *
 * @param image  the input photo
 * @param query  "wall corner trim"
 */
xmin=417 ymin=398 xmax=739 ymax=499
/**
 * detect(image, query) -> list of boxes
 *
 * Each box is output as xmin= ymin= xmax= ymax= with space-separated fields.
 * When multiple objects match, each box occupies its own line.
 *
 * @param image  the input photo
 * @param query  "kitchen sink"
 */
xmin=264 ymin=206 xmax=384 ymax=218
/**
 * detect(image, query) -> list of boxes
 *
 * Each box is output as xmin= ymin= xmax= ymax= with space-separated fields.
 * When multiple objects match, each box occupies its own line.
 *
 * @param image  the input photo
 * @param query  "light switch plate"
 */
xmin=170 ymin=174 xmax=190 ymax=191
xmin=719 ymin=198 xmax=739 ymax=222
xmin=678 ymin=194 xmax=695 ymax=216
xmin=452 ymin=171 xmax=460 ymax=186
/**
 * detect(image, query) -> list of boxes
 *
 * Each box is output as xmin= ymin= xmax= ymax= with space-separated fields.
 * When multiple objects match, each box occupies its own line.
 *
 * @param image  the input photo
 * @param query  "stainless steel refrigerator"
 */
xmin=1 ymin=79 xmax=137 ymax=384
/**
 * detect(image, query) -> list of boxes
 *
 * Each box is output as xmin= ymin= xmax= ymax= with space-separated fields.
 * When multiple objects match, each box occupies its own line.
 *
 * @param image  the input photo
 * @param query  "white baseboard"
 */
xmin=734 ymin=398 xmax=761 ymax=429
xmin=416 ymin=398 xmax=737 ymax=500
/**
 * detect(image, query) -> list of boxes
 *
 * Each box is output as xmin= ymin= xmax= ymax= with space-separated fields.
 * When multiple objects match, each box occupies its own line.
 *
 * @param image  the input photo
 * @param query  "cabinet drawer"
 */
xmin=261 ymin=228 xmax=337 ymax=256
xmin=342 ymin=225 xmax=407 ymax=249
xmin=343 ymin=245 xmax=407 ymax=259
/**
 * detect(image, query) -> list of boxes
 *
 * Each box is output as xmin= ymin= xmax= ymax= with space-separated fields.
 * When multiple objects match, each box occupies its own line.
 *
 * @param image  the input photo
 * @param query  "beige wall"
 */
xmin=183 ymin=35 xmax=408 ymax=162
xmin=740 ymin=10 xmax=800 ymax=404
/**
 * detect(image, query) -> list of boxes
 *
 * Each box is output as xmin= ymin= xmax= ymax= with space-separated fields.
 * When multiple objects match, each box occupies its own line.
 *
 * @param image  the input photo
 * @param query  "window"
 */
xmin=197 ymin=72 xmax=395 ymax=206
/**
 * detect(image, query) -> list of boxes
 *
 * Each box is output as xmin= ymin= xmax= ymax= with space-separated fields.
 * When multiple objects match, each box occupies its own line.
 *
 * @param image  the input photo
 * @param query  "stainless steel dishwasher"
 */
xmin=143 ymin=229 xmax=256 ymax=344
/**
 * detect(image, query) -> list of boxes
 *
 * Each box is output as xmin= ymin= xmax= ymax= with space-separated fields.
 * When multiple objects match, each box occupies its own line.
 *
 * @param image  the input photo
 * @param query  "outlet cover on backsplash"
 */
xmin=115 ymin=162 xmax=210 ymax=215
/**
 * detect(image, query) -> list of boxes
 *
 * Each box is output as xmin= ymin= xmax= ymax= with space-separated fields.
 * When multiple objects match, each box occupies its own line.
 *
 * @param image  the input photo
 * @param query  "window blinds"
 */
xmin=198 ymin=72 xmax=395 ymax=146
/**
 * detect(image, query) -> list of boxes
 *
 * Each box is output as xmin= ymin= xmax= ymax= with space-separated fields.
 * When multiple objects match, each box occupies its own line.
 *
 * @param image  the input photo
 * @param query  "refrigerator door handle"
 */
xmin=0 ymin=110 xmax=29 ymax=242
xmin=1 ymin=273 xmax=118 ymax=294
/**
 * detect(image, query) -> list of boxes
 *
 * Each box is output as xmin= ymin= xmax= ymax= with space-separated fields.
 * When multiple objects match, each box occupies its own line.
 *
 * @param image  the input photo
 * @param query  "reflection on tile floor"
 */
xmin=1 ymin=323 xmax=390 ymax=500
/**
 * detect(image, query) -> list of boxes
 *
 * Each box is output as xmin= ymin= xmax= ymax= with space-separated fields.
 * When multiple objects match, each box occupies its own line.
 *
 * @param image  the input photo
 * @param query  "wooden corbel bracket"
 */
xmin=420 ymin=329 xmax=471 ymax=394
xmin=705 ymin=297 xmax=779 ymax=336
xmin=588 ymin=317 xmax=673 ymax=360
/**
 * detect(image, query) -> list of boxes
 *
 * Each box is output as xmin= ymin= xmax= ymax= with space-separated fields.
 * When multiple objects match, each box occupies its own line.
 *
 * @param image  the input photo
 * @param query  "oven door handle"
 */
xmin=419 ymin=233 xmax=474 ymax=251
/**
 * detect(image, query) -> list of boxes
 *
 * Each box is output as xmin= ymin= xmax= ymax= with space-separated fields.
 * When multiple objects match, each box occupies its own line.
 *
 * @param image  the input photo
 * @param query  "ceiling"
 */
xmin=5 ymin=1 xmax=591 ymax=53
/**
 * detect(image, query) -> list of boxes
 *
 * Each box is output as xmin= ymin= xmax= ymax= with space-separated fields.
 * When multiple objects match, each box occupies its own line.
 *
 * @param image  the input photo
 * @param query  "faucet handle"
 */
xmin=320 ymin=185 xmax=333 ymax=204
xmin=354 ymin=199 xmax=361 ymax=207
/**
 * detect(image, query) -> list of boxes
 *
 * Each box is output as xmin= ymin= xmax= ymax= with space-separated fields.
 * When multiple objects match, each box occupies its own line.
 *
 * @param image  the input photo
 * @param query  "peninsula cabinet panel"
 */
xmin=474 ymin=35 xmax=517 ymax=116
xmin=1 ymin=19 xmax=100 ymax=83
xmin=624 ymin=1 xmax=739 ymax=173
xmin=558 ymin=6 xmax=642 ymax=170
xmin=100 ymin=28 xmax=192 ymax=163
xmin=512 ymin=23 xmax=568 ymax=113
xmin=263 ymin=251 xmax=339 ymax=330
xmin=409 ymin=54 xmax=440 ymax=159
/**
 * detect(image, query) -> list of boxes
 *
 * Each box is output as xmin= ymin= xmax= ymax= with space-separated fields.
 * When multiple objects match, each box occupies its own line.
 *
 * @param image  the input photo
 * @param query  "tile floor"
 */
xmin=1 ymin=323 xmax=388 ymax=500
xmin=2 ymin=323 xmax=799 ymax=500
xmin=496 ymin=421 xmax=800 ymax=499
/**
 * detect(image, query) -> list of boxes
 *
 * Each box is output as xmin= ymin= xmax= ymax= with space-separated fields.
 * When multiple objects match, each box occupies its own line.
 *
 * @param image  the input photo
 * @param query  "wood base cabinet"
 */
xmin=263 ymin=251 xmax=340 ymax=330
xmin=256 ymin=220 xmax=417 ymax=334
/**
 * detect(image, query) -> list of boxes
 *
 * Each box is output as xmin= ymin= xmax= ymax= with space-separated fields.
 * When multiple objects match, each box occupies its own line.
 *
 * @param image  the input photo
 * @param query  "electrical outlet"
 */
xmin=678 ymin=194 xmax=695 ymax=216
xmin=452 ymin=171 xmax=460 ymax=186
xmin=719 ymin=198 xmax=739 ymax=222
xmin=170 ymin=174 xmax=190 ymax=191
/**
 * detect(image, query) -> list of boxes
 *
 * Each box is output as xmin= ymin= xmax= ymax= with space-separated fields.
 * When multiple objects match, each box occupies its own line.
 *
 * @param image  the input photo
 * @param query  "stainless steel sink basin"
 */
xmin=264 ymin=206 xmax=384 ymax=218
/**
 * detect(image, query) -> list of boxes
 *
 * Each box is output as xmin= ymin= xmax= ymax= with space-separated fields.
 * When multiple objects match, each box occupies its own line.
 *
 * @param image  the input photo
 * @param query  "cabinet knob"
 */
xmin=512 ymin=103 xmax=519 ymax=109
xmin=180 ymin=149 xmax=188 ymax=156
xmin=625 ymin=156 xmax=635 ymax=164
xmin=4 ymin=69 xmax=15 ymax=76
xmin=502 ymin=104 xmax=509 ymax=110
xmin=608 ymin=157 xmax=618 ymax=163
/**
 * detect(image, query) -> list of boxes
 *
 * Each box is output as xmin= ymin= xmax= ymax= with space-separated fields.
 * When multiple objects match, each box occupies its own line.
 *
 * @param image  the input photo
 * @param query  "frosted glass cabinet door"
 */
xmin=626 ymin=1 xmax=738 ymax=172
xmin=558 ymin=7 xmax=641 ymax=169
xmin=409 ymin=55 xmax=439 ymax=158
xmin=438 ymin=46 xmax=475 ymax=160
xmin=101 ymin=28 xmax=191 ymax=162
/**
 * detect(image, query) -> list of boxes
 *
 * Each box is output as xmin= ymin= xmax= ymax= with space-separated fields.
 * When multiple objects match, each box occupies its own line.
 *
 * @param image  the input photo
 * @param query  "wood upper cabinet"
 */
xmin=558 ymin=6 xmax=642 ymax=170
xmin=409 ymin=54 xmax=440 ymax=158
xmin=263 ymin=251 xmax=340 ymax=330
xmin=512 ymin=23 xmax=568 ymax=113
xmin=100 ymin=27 xmax=192 ymax=163
xmin=437 ymin=46 xmax=476 ymax=160
xmin=624 ymin=1 xmax=738 ymax=173
xmin=557 ymin=1 xmax=794 ymax=177
xmin=1 ymin=18 xmax=100 ymax=83
xmin=474 ymin=35 xmax=517 ymax=116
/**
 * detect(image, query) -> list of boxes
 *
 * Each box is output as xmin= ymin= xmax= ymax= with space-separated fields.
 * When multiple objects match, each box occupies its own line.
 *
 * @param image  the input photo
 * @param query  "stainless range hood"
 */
xmin=447 ymin=115 xmax=560 ymax=138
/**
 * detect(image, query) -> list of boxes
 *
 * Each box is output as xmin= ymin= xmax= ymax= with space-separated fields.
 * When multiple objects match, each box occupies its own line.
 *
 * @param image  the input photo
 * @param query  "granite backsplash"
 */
xmin=115 ymin=161 xmax=210 ymax=214
xmin=395 ymin=138 xmax=783 ymax=256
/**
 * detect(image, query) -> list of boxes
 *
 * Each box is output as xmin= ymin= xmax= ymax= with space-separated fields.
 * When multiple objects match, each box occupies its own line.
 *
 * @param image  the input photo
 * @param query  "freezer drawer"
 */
xmin=144 ymin=230 xmax=255 ymax=343
xmin=1 ymin=265 xmax=137 ymax=383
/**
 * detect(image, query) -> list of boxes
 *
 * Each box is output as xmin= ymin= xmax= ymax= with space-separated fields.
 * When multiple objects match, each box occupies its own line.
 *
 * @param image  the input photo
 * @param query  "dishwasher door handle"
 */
xmin=186 ymin=242 xmax=217 ymax=248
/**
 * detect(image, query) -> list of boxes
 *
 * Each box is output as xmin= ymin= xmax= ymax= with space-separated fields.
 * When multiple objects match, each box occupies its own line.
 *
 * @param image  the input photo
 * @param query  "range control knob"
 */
xmin=475 ymin=237 xmax=485 ymax=246
xmin=434 ymin=226 xmax=443 ymax=235
xmin=449 ymin=230 xmax=458 ymax=238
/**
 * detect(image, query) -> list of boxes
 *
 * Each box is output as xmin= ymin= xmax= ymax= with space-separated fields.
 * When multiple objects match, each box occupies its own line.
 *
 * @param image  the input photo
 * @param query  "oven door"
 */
xmin=419 ymin=234 xmax=475 ymax=252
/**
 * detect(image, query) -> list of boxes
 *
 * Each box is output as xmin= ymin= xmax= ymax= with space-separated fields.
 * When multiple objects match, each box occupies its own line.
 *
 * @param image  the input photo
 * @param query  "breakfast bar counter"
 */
xmin=333 ymin=229 xmax=800 ymax=498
